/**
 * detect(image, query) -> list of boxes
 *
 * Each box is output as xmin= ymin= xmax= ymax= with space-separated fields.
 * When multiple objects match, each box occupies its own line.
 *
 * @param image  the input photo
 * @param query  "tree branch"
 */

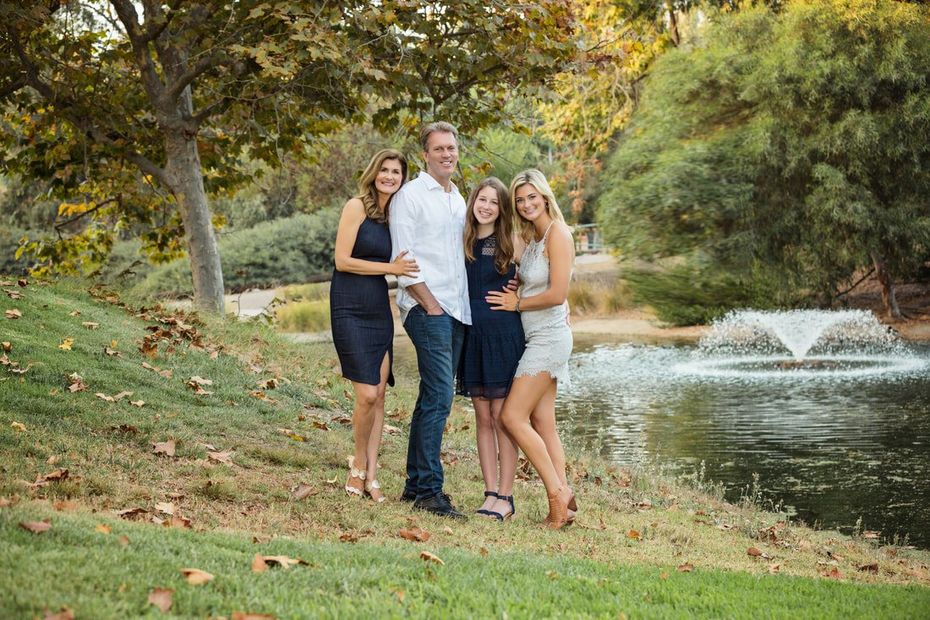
xmin=0 ymin=77 xmax=27 ymax=100
xmin=162 ymin=52 xmax=229 ymax=105
xmin=110 ymin=0 xmax=165 ymax=101
xmin=54 ymin=198 xmax=119 ymax=231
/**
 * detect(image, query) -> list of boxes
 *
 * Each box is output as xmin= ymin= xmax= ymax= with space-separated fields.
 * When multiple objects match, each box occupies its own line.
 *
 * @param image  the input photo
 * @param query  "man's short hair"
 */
xmin=419 ymin=121 xmax=459 ymax=151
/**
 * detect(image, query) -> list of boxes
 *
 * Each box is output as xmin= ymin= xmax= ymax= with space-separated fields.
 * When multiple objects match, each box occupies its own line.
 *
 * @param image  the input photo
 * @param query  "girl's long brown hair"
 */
xmin=464 ymin=177 xmax=516 ymax=274
xmin=355 ymin=149 xmax=408 ymax=223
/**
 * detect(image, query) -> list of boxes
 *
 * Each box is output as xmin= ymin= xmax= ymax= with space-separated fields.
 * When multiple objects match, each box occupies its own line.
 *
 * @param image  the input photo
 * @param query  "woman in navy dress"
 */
xmin=457 ymin=177 xmax=525 ymax=520
xmin=332 ymin=149 xmax=418 ymax=502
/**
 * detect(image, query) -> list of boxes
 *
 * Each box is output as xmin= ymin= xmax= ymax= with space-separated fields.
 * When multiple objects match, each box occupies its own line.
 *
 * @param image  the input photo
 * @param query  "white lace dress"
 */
xmin=514 ymin=224 xmax=573 ymax=386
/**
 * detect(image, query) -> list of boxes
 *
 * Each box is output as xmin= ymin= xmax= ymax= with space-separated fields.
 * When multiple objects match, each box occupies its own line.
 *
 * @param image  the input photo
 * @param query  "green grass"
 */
xmin=4 ymin=505 xmax=930 ymax=620
xmin=2 ymin=278 xmax=930 ymax=618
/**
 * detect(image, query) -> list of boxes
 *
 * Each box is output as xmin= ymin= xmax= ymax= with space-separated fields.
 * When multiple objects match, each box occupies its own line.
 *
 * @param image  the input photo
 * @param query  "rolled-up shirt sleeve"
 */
xmin=389 ymin=188 xmax=425 ymax=288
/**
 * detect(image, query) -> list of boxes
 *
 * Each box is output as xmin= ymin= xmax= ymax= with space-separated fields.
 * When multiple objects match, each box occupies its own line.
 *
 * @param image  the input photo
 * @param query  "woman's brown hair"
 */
xmin=464 ymin=177 xmax=516 ymax=274
xmin=355 ymin=149 xmax=408 ymax=223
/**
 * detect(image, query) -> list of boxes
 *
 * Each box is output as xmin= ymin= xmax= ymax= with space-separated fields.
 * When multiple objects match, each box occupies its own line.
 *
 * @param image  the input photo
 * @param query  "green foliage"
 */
xmin=275 ymin=299 xmax=331 ymax=333
xmin=281 ymin=282 xmax=330 ymax=303
xmin=624 ymin=261 xmax=786 ymax=326
xmin=134 ymin=210 xmax=339 ymax=298
xmin=0 ymin=224 xmax=29 ymax=276
xmin=599 ymin=0 xmax=930 ymax=314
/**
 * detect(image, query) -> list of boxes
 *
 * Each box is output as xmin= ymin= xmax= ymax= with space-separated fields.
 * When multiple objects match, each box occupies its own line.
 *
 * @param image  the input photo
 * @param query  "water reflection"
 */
xmin=560 ymin=342 xmax=930 ymax=546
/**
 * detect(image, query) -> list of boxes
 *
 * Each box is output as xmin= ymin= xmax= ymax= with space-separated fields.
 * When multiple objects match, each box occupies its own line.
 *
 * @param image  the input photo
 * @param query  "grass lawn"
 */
xmin=1 ymin=278 xmax=929 ymax=618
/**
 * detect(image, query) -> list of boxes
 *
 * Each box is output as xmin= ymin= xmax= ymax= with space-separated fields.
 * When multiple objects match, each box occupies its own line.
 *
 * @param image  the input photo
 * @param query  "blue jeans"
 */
xmin=402 ymin=306 xmax=465 ymax=499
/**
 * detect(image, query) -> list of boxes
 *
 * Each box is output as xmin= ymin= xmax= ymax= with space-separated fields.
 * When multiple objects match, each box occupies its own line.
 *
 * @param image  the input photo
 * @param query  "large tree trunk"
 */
xmin=871 ymin=253 xmax=901 ymax=319
xmin=164 ymin=89 xmax=224 ymax=313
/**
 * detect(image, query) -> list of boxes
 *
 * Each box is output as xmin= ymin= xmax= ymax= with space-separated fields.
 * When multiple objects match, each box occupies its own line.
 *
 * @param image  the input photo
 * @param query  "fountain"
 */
xmin=560 ymin=309 xmax=930 ymax=547
xmin=673 ymin=309 xmax=924 ymax=379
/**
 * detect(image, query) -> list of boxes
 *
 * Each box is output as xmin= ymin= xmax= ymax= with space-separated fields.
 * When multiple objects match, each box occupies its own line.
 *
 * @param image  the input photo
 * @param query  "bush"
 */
xmin=275 ymin=299 xmax=331 ymax=332
xmin=281 ymin=282 xmax=330 ymax=302
xmin=0 ymin=225 xmax=29 ymax=276
xmin=134 ymin=210 xmax=339 ymax=298
xmin=624 ymin=261 xmax=786 ymax=326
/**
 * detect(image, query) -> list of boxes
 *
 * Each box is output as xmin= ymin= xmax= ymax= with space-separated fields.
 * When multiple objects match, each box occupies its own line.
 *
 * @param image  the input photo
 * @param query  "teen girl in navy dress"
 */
xmin=332 ymin=149 xmax=419 ymax=502
xmin=457 ymin=177 xmax=525 ymax=520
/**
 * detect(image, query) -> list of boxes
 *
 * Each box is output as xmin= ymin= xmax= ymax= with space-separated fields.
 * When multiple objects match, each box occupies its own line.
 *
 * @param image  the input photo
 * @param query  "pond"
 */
xmin=559 ymin=311 xmax=930 ymax=548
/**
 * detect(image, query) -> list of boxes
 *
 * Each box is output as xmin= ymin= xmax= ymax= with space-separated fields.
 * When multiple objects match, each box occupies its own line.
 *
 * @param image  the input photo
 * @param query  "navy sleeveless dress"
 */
xmin=330 ymin=217 xmax=395 ymax=386
xmin=457 ymin=234 xmax=525 ymax=398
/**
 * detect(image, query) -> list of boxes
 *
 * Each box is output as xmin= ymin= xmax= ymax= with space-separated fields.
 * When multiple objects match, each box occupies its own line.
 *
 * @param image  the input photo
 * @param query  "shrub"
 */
xmin=0 ymin=225 xmax=29 ymax=276
xmin=281 ymin=282 xmax=330 ymax=302
xmin=275 ymin=299 xmax=330 ymax=332
xmin=134 ymin=210 xmax=339 ymax=298
xmin=567 ymin=280 xmax=597 ymax=314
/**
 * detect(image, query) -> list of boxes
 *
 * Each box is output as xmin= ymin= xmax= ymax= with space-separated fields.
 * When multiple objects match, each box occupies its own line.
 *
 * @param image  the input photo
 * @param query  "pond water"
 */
xmin=560 ymin=314 xmax=930 ymax=548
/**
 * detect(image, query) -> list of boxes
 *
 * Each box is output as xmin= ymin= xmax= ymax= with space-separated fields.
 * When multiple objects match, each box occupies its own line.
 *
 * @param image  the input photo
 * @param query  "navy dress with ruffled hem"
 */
xmin=457 ymin=234 xmax=525 ymax=399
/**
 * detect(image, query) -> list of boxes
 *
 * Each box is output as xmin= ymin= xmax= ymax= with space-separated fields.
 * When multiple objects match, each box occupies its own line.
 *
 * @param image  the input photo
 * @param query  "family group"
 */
xmin=329 ymin=121 xmax=576 ymax=530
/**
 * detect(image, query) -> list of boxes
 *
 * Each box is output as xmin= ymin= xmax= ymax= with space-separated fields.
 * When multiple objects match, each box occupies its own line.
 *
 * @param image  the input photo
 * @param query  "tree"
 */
xmin=598 ymin=0 xmax=930 ymax=319
xmin=0 ymin=1 xmax=575 ymax=312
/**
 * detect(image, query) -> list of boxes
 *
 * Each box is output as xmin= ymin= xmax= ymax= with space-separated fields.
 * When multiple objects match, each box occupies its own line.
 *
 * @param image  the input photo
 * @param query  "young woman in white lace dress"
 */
xmin=486 ymin=169 xmax=576 ymax=529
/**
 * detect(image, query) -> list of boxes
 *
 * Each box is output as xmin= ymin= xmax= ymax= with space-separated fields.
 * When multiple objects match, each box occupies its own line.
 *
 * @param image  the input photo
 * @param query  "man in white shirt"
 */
xmin=389 ymin=121 xmax=470 ymax=519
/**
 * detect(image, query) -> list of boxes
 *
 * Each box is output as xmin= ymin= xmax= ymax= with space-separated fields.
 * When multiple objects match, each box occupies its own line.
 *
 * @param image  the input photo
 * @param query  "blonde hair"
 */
xmin=463 ymin=177 xmax=516 ymax=274
xmin=355 ymin=149 xmax=407 ymax=223
xmin=509 ymin=169 xmax=565 ymax=241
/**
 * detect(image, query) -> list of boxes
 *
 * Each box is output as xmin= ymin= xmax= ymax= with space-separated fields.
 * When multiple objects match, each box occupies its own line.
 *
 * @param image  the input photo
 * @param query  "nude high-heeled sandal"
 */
xmin=345 ymin=456 xmax=366 ymax=497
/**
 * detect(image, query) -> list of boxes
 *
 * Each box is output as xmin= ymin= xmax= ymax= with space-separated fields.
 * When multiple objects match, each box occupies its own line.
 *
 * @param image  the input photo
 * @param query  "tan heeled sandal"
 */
xmin=545 ymin=488 xmax=570 ymax=530
xmin=345 ymin=456 xmax=366 ymax=497
xmin=365 ymin=478 xmax=386 ymax=503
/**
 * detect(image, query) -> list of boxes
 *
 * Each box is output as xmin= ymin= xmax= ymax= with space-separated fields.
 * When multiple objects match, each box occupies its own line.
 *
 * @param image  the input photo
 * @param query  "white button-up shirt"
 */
xmin=389 ymin=171 xmax=471 ymax=325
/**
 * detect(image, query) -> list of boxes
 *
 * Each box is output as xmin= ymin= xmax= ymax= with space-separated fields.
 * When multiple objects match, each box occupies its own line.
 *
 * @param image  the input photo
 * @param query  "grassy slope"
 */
xmin=1 ymin=279 xmax=929 ymax=619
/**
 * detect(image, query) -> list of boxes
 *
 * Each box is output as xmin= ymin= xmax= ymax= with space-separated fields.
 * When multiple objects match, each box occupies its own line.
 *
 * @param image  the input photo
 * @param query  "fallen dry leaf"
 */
xmin=311 ymin=420 xmax=330 ymax=431
xmin=180 ymin=568 xmax=214 ymax=585
xmin=257 ymin=378 xmax=278 ymax=389
xmin=95 ymin=392 xmax=115 ymax=403
xmin=862 ymin=530 xmax=881 ymax=540
xmin=291 ymin=484 xmax=319 ymax=500
xmin=53 ymin=500 xmax=78 ymax=512
xmin=252 ymin=553 xmax=268 ymax=573
xmin=5 ymin=308 xmax=22 ymax=319
xmin=857 ymin=563 xmax=879 ymax=573
xmin=148 ymin=587 xmax=174 ymax=613
xmin=17 ymin=278 xmax=27 ymax=287
xmin=67 ymin=373 xmax=88 ymax=392
xmin=231 ymin=612 xmax=275 ymax=620
xmin=4 ymin=289 xmax=23 ymax=300
xmin=189 ymin=375 xmax=213 ymax=386
xmin=419 ymin=551 xmax=445 ymax=565
xmin=164 ymin=515 xmax=192 ymax=529
xmin=155 ymin=502 xmax=176 ymax=515
xmin=130 ymin=400 xmax=145 ymax=407
xmin=768 ymin=563 xmax=781 ymax=574
xmin=95 ymin=523 xmax=112 ymax=534
xmin=116 ymin=507 xmax=147 ymax=520
xmin=398 ymin=527 xmax=431 ymax=542
xmin=262 ymin=555 xmax=307 ymax=569
xmin=141 ymin=361 xmax=172 ymax=378
xmin=20 ymin=520 xmax=52 ymax=534
xmin=35 ymin=468 xmax=69 ymax=486
xmin=627 ymin=529 xmax=641 ymax=540
xmin=383 ymin=424 xmax=402 ymax=435
xmin=442 ymin=526 xmax=454 ymax=535
xmin=68 ymin=310 xmax=81 ymax=316
xmin=82 ymin=322 xmax=100 ymax=330
xmin=1 ymin=341 xmax=10 ymax=352
xmin=747 ymin=547 xmax=763 ymax=557
xmin=207 ymin=451 xmax=234 ymax=465
xmin=42 ymin=607 xmax=74 ymax=620
xmin=118 ymin=535 xmax=130 ymax=546
xmin=58 ymin=338 xmax=74 ymax=351
xmin=0 ymin=497 xmax=16 ymax=508
xmin=112 ymin=391 xmax=133 ymax=401
xmin=822 ymin=566 xmax=842 ymax=580
xmin=103 ymin=346 xmax=121 ymax=357
xmin=152 ymin=440 xmax=176 ymax=457
xmin=339 ymin=531 xmax=360 ymax=543
xmin=10 ymin=421 xmax=26 ymax=432
xmin=677 ymin=563 xmax=694 ymax=573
